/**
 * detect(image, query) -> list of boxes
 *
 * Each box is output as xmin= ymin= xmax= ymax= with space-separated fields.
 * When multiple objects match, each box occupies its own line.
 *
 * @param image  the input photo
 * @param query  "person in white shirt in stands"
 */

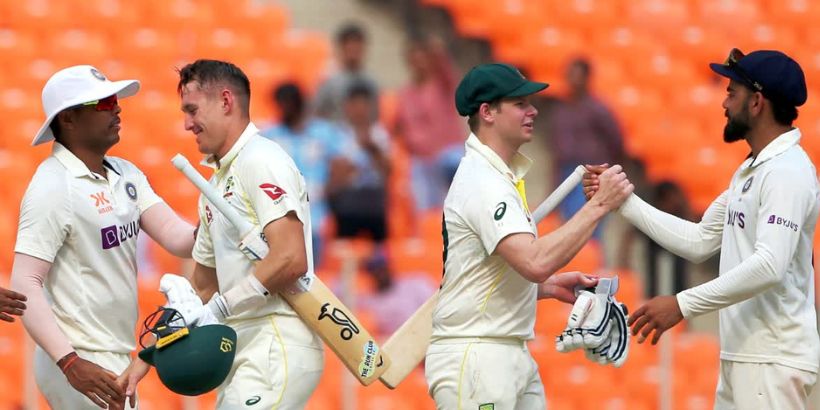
xmin=10 ymin=65 xmax=196 ymax=409
xmin=584 ymin=49 xmax=819 ymax=409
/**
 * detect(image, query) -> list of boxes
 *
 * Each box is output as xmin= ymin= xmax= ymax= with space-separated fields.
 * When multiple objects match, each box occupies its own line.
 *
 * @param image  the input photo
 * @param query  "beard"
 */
xmin=723 ymin=110 xmax=751 ymax=143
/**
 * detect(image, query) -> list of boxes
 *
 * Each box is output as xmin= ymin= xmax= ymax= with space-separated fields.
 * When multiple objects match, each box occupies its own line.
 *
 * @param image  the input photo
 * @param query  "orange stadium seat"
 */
xmin=547 ymin=0 xmax=621 ymax=32
xmin=764 ymin=0 xmax=820 ymax=28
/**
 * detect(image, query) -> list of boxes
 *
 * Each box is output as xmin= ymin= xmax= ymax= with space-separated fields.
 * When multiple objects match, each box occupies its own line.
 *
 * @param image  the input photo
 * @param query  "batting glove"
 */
xmin=159 ymin=274 xmax=223 ymax=326
xmin=555 ymin=277 xmax=617 ymax=352
xmin=584 ymin=295 xmax=630 ymax=367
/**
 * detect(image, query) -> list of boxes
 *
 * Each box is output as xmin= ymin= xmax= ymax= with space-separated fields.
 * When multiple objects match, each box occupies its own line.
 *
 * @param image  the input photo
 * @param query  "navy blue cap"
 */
xmin=710 ymin=50 xmax=807 ymax=107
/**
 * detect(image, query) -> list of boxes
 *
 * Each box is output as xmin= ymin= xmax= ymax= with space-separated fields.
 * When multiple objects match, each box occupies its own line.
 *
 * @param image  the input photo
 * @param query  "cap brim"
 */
xmin=31 ymin=79 xmax=140 ymax=146
xmin=709 ymin=63 xmax=746 ymax=84
xmin=138 ymin=345 xmax=157 ymax=366
xmin=506 ymin=80 xmax=549 ymax=98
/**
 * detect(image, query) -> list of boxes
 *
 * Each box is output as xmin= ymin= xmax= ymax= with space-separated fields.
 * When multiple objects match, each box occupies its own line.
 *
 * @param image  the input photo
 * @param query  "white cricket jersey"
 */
xmin=15 ymin=143 xmax=162 ymax=354
xmin=432 ymin=133 xmax=538 ymax=341
xmin=192 ymin=122 xmax=314 ymax=321
xmin=655 ymin=128 xmax=820 ymax=373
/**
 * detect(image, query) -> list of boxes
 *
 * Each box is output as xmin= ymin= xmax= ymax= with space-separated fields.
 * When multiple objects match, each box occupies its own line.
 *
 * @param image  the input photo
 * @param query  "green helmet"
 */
xmin=138 ymin=307 xmax=236 ymax=396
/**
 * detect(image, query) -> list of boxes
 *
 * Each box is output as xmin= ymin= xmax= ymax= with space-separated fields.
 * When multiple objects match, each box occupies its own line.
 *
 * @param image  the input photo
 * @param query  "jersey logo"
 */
xmin=742 ymin=176 xmax=754 ymax=193
xmin=726 ymin=207 xmax=745 ymax=229
xmin=100 ymin=220 xmax=139 ymax=249
xmin=91 ymin=191 xmax=113 ymax=214
xmin=205 ymin=205 xmax=213 ymax=225
xmin=259 ymin=183 xmax=286 ymax=202
xmin=244 ymin=395 xmax=260 ymax=406
xmin=125 ymin=182 xmax=138 ymax=201
xmin=479 ymin=404 xmax=495 ymax=410
xmin=494 ymin=202 xmax=507 ymax=221
xmin=224 ymin=176 xmax=235 ymax=199
xmin=767 ymin=214 xmax=799 ymax=231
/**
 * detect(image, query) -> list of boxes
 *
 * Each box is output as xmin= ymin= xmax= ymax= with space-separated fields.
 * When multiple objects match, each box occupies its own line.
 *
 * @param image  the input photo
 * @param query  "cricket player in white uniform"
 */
xmin=10 ymin=66 xmax=196 ymax=409
xmin=585 ymin=49 xmax=819 ymax=409
xmin=160 ymin=60 xmax=323 ymax=409
xmin=425 ymin=63 xmax=634 ymax=409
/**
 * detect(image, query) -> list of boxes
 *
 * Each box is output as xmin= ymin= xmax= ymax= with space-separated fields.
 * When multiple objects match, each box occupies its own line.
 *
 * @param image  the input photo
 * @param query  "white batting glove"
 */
xmin=555 ymin=290 xmax=612 ymax=352
xmin=159 ymin=273 xmax=222 ymax=326
xmin=584 ymin=296 xmax=630 ymax=367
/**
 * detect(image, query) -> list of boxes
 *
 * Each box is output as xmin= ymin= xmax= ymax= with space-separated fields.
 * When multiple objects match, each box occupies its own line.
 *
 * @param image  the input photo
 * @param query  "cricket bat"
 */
xmin=378 ymin=165 xmax=587 ymax=388
xmin=172 ymin=154 xmax=390 ymax=386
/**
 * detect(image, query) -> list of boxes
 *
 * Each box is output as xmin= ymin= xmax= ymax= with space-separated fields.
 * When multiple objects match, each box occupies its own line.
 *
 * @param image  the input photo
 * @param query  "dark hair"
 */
xmin=569 ymin=57 xmax=592 ymax=78
xmin=770 ymin=98 xmax=799 ymax=126
xmin=177 ymin=59 xmax=251 ymax=113
xmin=336 ymin=23 xmax=365 ymax=45
xmin=273 ymin=82 xmax=304 ymax=105
xmin=346 ymin=81 xmax=374 ymax=101
xmin=467 ymin=99 xmax=501 ymax=133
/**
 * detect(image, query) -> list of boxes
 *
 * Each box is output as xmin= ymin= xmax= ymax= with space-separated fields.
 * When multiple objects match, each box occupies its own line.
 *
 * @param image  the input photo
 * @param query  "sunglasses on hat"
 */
xmin=80 ymin=94 xmax=118 ymax=111
xmin=724 ymin=48 xmax=764 ymax=93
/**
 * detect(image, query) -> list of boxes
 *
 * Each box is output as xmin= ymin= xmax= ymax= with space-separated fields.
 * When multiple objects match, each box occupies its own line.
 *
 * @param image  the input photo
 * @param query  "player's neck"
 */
xmin=746 ymin=123 xmax=793 ymax=158
xmin=476 ymin=132 xmax=518 ymax=165
xmin=72 ymin=147 xmax=107 ymax=177
xmin=214 ymin=118 xmax=251 ymax=160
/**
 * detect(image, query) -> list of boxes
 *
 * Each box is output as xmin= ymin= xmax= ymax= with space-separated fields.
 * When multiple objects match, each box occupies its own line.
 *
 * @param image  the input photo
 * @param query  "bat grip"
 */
xmin=531 ymin=165 xmax=586 ymax=223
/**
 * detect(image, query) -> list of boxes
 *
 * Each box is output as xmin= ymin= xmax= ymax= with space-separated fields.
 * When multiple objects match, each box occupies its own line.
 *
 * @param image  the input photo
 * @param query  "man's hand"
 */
xmin=582 ymin=163 xmax=609 ymax=201
xmin=0 ymin=286 xmax=26 ymax=322
xmin=116 ymin=357 xmax=150 ymax=408
xmin=627 ymin=295 xmax=684 ymax=345
xmin=63 ymin=356 xmax=125 ymax=409
xmin=539 ymin=271 xmax=598 ymax=303
xmin=586 ymin=164 xmax=633 ymax=211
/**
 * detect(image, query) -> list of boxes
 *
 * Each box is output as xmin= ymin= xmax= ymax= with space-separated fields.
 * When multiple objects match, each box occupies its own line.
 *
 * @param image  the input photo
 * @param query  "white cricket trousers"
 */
xmin=216 ymin=314 xmax=324 ymax=410
xmin=425 ymin=338 xmax=546 ymax=410
xmin=714 ymin=360 xmax=816 ymax=409
xmin=34 ymin=347 xmax=136 ymax=409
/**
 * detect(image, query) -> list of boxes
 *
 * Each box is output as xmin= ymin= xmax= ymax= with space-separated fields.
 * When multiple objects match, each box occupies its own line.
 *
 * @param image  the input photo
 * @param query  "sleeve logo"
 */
xmin=494 ymin=202 xmax=507 ymax=221
xmin=259 ymin=183 xmax=286 ymax=201
xmin=767 ymin=214 xmax=799 ymax=231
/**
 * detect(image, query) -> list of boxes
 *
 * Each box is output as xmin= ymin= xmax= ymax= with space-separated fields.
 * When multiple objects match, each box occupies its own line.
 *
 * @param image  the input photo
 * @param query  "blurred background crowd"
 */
xmin=2 ymin=0 xmax=820 ymax=409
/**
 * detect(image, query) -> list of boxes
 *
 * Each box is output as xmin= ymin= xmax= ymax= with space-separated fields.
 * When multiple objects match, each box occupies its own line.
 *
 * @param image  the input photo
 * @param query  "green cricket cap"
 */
xmin=455 ymin=63 xmax=548 ymax=116
xmin=139 ymin=324 xmax=237 ymax=396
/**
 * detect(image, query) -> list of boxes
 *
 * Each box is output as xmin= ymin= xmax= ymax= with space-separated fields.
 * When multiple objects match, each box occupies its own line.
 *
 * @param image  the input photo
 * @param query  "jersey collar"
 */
xmin=200 ymin=122 xmax=259 ymax=172
xmin=465 ymin=133 xmax=532 ymax=181
xmin=53 ymin=142 xmax=114 ymax=179
xmin=745 ymin=127 xmax=801 ymax=169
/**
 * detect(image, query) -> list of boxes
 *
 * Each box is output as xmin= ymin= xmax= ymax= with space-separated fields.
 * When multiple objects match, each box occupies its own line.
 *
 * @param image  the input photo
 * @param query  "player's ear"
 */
xmin=479 ymin=102 xmax=495 ymax=125
xmin=221 ymin=88 xmax=233 ymax=114
xmin=749 ymin=91 xmax=765 ymax=117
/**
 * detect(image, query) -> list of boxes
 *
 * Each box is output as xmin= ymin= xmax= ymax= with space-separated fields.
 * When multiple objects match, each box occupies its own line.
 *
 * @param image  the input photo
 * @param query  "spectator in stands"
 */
xmin=262 ymin=82 xmax=345 ymax=264
xmin=0 ymin=286 xmax=26 ymax=322
xmin=314 ymin=22 xmax=379 ymax=122
xmin=395 ymin=35 xmax=466 ymax=212
xmin=550 ymin=57 xmax=625 ymax=238
xmin=358 ymin=254 xmax=436 ymax=336
xmin=327 ymin=81 xmax=391 ymax=251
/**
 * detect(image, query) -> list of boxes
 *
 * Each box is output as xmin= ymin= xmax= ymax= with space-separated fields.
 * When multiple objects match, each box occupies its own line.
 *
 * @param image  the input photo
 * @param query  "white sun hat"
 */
xmin=32 ymin=65 xmax=140 ymax=146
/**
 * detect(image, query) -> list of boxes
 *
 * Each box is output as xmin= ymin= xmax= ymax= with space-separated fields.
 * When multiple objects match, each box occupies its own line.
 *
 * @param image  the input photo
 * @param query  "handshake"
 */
xmin=555 ymin=276 xmax=629 ymax=367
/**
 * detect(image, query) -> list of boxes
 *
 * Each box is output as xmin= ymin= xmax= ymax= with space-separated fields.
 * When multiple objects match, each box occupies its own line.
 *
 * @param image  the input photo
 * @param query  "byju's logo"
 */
xmin=100 ymin=221 xmax=140 ymax=249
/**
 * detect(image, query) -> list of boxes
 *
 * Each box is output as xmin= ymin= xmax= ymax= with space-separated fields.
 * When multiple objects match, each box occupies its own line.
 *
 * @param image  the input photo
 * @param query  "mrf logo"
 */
xmin=101 ymin=220 xmax=139 ymax=249
xmin=91 ymin=191 xmax=113 ymax=214
xmin=767 ymin=214 xmax=799 ymax=232
xmin=318 ymin=303 xmax=359 ymax=340
xmin=259 ymin=183 xmax=286 ymax=203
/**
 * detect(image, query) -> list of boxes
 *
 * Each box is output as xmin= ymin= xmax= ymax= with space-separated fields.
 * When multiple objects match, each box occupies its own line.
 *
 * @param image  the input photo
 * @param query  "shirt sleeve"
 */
xmin=14 ymin=171 xmax=72 ymax=263
xmin=463 ymin=184 xmax=534 ymax=255
xmin=619 ymin=191 xmax=725 ymax=263
xmin=134 ymin=167 xmax=163 ymax=214
xmin=238 ymin=151 xmax=307 ymax=229
xmin=191 ymin=196 xmax=217 ymax=268
xmin=676 ymin=166 xmax=817 ymax=318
